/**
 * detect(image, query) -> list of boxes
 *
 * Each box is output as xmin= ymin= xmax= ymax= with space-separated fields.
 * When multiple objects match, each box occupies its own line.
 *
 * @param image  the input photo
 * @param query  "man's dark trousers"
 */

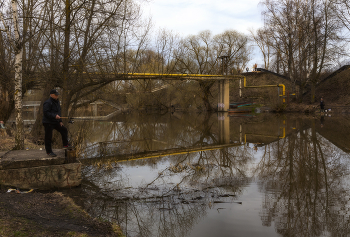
xmin=43 ymin=123 xmax=68 ymax=154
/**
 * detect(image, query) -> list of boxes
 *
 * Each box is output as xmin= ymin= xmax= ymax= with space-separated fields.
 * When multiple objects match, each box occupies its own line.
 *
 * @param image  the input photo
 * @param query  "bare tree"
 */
xmin=0 ymin=0 xmax=25 ymax=149
xmin=213 ymin=30 xmax=251 ymax=73
xmin=173 ymin=30 xmax=250 ymax=110
xmin=330 ymin=0 xmax=350 ymax=33
xmin=260 ymin=0 xmax=344 ymax=103
xmin=24 ymin=0 xmax=151 ymax=138
xmin=0 ymin=0 xmax=63 ymax=146
xmin=249 ymin=27 xmax=272 ymax=69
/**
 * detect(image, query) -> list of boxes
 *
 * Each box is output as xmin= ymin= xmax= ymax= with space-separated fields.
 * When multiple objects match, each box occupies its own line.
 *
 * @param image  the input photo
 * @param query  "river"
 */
xmin=62 ymin=111 xmax=350 ymax=237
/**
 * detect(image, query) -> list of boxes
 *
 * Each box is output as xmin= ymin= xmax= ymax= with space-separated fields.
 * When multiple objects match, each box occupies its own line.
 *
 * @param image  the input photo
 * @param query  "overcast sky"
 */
xmin=142 ymin=0 xmax=264 ymax=37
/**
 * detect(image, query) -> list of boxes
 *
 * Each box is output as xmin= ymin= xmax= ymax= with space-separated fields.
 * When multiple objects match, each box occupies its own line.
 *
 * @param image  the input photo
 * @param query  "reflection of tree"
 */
xmin=65 ymin=144 xmax=253 ymax=237
xmin=74 ymin=112 xmax=222 ymax=158
xmin=255 ymin=119 xmax=350 ymax=237
xmin=66 ymin=114 xmax=350 ymax=236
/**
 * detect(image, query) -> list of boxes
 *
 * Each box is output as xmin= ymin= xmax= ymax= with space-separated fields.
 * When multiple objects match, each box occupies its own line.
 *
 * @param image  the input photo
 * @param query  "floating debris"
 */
xmin=7 ymin=188 xmax=34 ymax=194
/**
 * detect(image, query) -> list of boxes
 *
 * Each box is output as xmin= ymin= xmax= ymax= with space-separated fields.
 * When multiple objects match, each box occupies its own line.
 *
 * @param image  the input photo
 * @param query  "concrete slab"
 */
xmin=0 ymin=149 xmax=66 ymax=170
xmin=0 ymin=161 xmax=82 ymax=189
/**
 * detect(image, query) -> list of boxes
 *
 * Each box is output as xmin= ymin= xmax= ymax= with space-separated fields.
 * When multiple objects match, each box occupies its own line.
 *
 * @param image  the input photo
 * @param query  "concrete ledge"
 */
xmin=0 ymin=149 xmax=65 ymax=170
xmin=0 ymin=161 xmax=82 ymax=189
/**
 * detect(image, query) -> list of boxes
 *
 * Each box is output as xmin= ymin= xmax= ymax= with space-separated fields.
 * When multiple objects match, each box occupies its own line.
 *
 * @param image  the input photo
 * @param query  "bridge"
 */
xmin=107 ymin=72 xmax=287 ymax=111
xmin=18 ymin=72 xmax=287 ymax=123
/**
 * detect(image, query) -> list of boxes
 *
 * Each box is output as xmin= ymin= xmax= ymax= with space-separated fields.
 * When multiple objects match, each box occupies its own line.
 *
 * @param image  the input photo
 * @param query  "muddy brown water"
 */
xmin=60 ymin=112 xmax=350 ymax=237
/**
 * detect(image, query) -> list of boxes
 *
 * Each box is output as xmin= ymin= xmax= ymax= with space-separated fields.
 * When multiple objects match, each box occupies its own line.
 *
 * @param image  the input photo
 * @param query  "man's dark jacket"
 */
xmin=42 ymin=97 xmax=62 ymax=124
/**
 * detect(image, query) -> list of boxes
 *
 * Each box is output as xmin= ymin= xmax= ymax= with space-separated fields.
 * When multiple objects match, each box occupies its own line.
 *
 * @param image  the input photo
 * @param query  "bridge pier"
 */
xmin=218 ymin=111 xmax=230 ymax=167
xmin=33 ymin=105 xmax=38 ymax=120
xmin=92 ymin=103 xmax=98 ymax=116
xmin=218 ymin=112 xmax=230 ymax=144
xmin=218 ymin=79 xmax=230 ymax=112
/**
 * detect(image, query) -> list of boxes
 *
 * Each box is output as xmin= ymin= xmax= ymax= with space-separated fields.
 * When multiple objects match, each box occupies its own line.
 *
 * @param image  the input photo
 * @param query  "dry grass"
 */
xmin=0 ymin=191 xmax=124 ymax=237
xmin=0 ymin=130 xmax=42 ymax=151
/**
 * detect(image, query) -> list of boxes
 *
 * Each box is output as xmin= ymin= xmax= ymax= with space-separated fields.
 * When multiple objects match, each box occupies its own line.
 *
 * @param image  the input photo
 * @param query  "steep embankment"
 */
xmin=304 ymin=66 xmax=350 ymax=105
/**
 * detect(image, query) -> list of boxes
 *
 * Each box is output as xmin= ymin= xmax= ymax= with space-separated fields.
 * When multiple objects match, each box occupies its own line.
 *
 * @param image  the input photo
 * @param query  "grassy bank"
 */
xmin=0 ymin=131 xmax=124 ymax=236
xmin=0 ymin=191 xmax=124 ymax=237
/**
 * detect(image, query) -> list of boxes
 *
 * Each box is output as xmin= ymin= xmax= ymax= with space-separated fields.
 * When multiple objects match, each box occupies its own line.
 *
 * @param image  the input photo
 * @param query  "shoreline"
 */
xmin=0 ymin=189 xmax=124 ymax=237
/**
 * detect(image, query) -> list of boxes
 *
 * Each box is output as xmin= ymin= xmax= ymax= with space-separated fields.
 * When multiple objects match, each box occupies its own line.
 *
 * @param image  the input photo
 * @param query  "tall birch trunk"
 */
xmin=12 ymin=0 xmax=24 ymax=150
xmin=62 ymin=0 xmax=71 ymax=117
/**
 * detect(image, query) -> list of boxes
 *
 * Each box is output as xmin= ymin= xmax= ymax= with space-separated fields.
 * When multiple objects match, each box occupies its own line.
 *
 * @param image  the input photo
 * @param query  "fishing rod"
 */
xmin=59 ymin=117 xmax=75 ymax=124
xmin=60 ymin=116 xmax=105 ymax=123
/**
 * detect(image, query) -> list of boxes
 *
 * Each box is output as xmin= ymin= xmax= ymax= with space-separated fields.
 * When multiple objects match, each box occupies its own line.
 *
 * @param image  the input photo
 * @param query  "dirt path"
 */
xmin=0 ymin=189 xmax=123 ymax=237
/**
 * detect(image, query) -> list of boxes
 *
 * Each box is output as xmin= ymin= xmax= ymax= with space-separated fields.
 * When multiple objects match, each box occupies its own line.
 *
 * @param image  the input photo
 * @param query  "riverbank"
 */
xmin=0 ymin=133 xmax=123 ymax=236
xmin=0 ymin=189 xmax=124 ymax=237
xmin=272 ymin=102 xmax=348 ymax=113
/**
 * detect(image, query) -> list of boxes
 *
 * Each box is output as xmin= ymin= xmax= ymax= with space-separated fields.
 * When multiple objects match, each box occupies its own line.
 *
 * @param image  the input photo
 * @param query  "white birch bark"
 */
xmin=12 ymin=0 xmax=24 ymax=149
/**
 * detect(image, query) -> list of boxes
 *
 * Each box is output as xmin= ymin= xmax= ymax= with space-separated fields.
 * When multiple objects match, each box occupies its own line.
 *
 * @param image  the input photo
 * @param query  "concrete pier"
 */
xmin=218 ymin=79 xmax=230 ymax=112
xmin=218 ymin=112 xmax=230 ymax=144
xmin=0 ymin=149 xmax=81 ymax=190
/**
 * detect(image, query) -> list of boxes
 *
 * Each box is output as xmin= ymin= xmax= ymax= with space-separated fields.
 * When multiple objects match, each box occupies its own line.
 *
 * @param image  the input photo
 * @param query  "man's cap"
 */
xmin=50 ymin=89 xmax=59 ymax=95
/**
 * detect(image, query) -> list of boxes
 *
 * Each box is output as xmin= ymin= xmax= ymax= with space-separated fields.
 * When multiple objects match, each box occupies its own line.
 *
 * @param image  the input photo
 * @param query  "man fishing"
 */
xmin=42 ymin=89 xmax=71 ymax=157
xmin=320 ymin=97 xmax=325 ymax=113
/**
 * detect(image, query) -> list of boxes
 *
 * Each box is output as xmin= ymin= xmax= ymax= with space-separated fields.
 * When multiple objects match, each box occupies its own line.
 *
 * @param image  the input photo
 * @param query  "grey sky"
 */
xmin=143 ymin=0 xmax=264 ymax=37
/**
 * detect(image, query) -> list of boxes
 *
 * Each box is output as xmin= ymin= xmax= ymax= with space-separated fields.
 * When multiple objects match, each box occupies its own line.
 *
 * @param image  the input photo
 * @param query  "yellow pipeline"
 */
xmin=244 ymin=127 xmax=286 ymax=144
xmin=123 ymin=73 xmax=249 ymax=79
xmin=82 ymin=71 xmax=247 ymax=78
xmin=80 ymin=71 xmax=247 ymax=81
xmin=121 ymin=73 xmax=287 ymax=102
xmin=243 ymin=77 xmax=285 ymax=103
xmin=81 ymin=72 xmax=226 ymax=77
xmin=124 ymin=73 xmax=225 ymax=77
xmin=86 ymin=144 xmax=242 ymax=164
xmin=125 ymin=147 xmax=220 ymax=162
xmin=81 ymin=72 xmax=287 ymax=101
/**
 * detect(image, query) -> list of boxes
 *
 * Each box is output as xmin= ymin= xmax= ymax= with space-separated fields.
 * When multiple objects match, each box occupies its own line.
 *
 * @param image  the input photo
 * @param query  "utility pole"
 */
xmin=219 ymin=55 xmax=229 ymax=76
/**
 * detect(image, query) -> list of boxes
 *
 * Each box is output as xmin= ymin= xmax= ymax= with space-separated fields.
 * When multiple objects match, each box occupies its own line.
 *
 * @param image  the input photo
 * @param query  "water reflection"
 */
xmin=72 ymin=148 xmax=252 ymax=237
xmin=256 ymin=119 xmax=350 ymax=237
xmin=63 ymin=113 xmax=350 ymax=237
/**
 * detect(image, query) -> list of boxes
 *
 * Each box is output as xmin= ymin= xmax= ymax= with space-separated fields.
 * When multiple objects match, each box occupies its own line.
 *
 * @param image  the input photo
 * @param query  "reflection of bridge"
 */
xmin=77 ymin=108 xmax=350 ymax=169
xmin=81 ymin=119 xmax=290 ymax=165
xmin=77 ymin=113 xmax=350 ymax=168
xmin=80 ymin=143 xmax=242 ymax=165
